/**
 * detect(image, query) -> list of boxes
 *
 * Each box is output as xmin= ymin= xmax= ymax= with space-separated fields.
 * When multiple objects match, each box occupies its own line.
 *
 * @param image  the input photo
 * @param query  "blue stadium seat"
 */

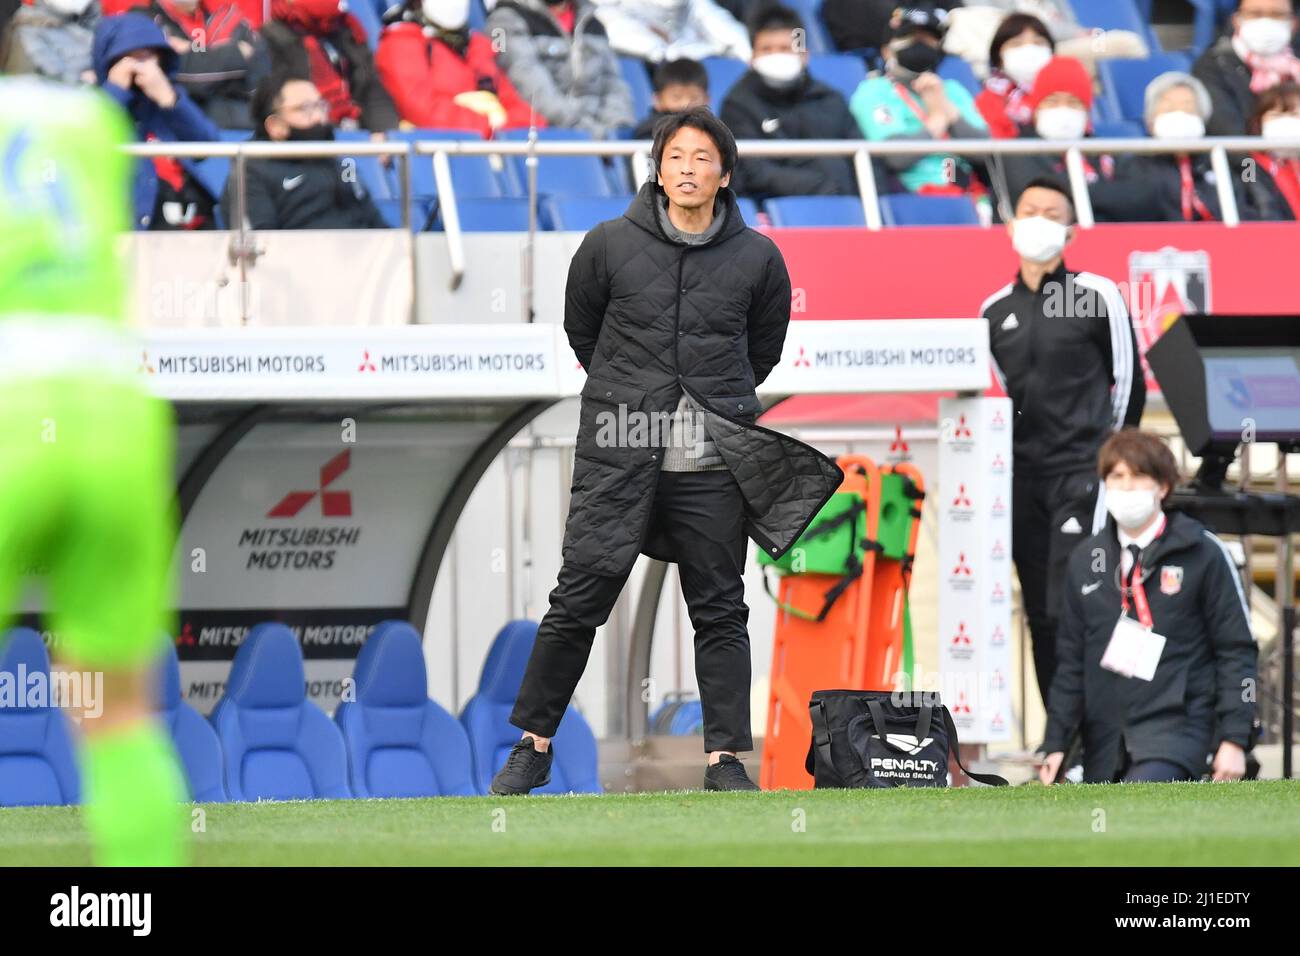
xmin=542 ymin=195 xmax=633 ymax=231
xmin=435 ymin=196 xmax=537 ymax=231
xmin=765 ymin=194 xmax=865 ymax=226
xmin=0 ymin=629 xmax=80 ymax=807
xmin=155 ymin=642 xmax=227 ymax=802
xmin=783 ymin=0 xmax=833 ymax=53
xmin=1092 ymin=119 xmax=1147 ymax=139
xmin=468 ymin=0 xmax=486 ymax=31
xmin=1187 ymin=0 xmax=1235 ymax=57
xmin=808 ymin=53 xmax=868 ymax=102
xmin=1097 ymin=54 xmax=1194 ymax=125
xmin=1067 ymin=0 xmax=1161 ymax=54
xmin=460 ymin=620 xmax=602 ymax=795
xmin=879 ymin=192 xmax=980 ymax=226
xmin=335 ymin=621 xmax=478 ymax=797
xmin=494 ymin=127 xmax=619 ymax=198
xmin=620 ymin=56 xmax=655 ymax=123
xmin=349 ymin=0 xmax=384 ymax=51
xmin=703 ymin=56 xmax=749 ymax=113
xmin=387 ymin=128 xmax=502 ymax=225
xmin=936 ymin=55 xmax=980 ymax=96
xmin=209 ymin=623 xmax=352 ymax=801
xmin=333 ymin=128 xmax=403 ymax=225
xmin=736 ymin=195 xmax=760 ymax=226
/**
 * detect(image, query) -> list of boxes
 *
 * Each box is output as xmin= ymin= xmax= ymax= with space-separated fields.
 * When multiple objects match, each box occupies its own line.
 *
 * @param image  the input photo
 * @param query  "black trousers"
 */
xmin=510 ymin=469 xmax=754 ymax=753
xmin=1011 ymin=466 xmax=1102 ymax=712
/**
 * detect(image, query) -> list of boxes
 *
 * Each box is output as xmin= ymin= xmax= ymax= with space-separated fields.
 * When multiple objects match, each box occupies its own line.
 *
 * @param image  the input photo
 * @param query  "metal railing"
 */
xmin=124 ymin=135 xmax=1300 ymax=322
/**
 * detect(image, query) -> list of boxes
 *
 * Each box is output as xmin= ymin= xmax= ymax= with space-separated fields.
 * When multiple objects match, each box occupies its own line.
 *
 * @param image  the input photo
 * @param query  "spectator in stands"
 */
xmin=822 ymin=0 xmax=957 ymax=55
xmin=148 ymin=0 xmax=269 ymax=128
xmin=720 ymin=3 xmax=859 ymax=199
xmin=945 ymin=0 xmax=1146 ymax=78
xmin=93 ymin=11 xmax=221 ymax=228
xmin=0 ymin=0 xmax=99 ymax=83
xmin=593 ymin=0 xmax=750 ymax=63
xmin=261 ymin=0 xmax=398 ymax=133
xmin=850 ymin=4 xmax=989 ymax=203
xmin=220 ymin=72 xmax=389 ymax=229
xmin=375 ymin=0 xmax=537 ymax=136
xmin=1038 ymin=429 xmax=1257 ymax=785
xmin=976 ymin=12 xmax=1054 ymax=139
xmin=1093 ymin=72 xmax=1243 ymax=223
xmin=1194 ymin=0 xmax=1300 ymax=135
xmin=1239 ymin=80 xmax=1300 ymax=219
xmin=486 ymin=0 xmax=634 ymax=139
xmin=994 ymin=55 xmax=1116 ymax=217
xmin=632 ymin=56 xmax=709 ymax=138
xmin=980 ymin=176 xmax=1144 ymax=723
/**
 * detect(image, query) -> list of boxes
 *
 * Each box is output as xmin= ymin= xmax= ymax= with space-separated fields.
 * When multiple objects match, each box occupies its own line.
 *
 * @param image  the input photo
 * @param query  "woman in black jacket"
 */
xmin=1039 ymin=429 xmax=1257 ymax=784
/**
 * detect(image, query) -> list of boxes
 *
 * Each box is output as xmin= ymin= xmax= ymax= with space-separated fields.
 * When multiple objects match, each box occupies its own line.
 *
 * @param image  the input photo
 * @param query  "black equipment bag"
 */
xmin=805 ymin=689 xmax=1009 ymax=788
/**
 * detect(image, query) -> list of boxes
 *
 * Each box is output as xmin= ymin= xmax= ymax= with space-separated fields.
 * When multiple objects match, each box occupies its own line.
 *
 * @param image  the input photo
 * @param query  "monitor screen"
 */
xmin=1202 ymin=347 xmax=1300 ymax=439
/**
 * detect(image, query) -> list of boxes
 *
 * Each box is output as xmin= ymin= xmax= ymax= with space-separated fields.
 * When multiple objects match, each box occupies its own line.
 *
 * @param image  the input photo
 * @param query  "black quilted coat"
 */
xmin=560 ymin=179 xmax=844 ymax=578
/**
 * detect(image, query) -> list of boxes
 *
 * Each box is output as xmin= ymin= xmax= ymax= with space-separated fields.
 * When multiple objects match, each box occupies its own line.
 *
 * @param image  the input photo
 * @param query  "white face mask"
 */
xmin=1011 ymin=215 xmax=1069 ymax=263
xmin=1106 ymin=486 xmax=1160 ymax=532
xmin=44 ymin=0 xmax=92 ymax=15
xmin=423 ymin=0 xmax=469 ymax=30
xmin=1262 ymin=113 xmax=1300 ymax=140
xmin=1035 ymin=105 xmax=1088 ymax=141
xmin=1001 ymin=43 xmax=1052 ymax=89
xmin=1151 ymin=110 xmax=1206 ymax=140
xmin=1238 ymin=16 xmax=1293 ymax=56
xmin=752 ymin=52 xmax=803 ymax=87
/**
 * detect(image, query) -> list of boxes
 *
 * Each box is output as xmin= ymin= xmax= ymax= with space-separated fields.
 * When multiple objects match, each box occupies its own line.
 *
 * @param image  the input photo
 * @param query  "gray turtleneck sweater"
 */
xmin=654 ymin=191 xmax=729 ymax=472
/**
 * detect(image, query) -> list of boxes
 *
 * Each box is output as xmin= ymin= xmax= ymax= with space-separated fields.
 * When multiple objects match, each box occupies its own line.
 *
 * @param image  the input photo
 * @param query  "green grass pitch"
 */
xmin=2 ymin=781 xmax=1297 ymax=866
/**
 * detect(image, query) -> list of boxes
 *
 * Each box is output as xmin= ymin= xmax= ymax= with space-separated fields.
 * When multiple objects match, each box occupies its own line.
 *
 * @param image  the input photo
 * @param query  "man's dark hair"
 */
xmin=988 ymin=12 xmax=1054 ymax=71
xmin=1015 ymin=176 xmax=1076 ymax=224
xmin=1098 ymin=428 xmax=1180 ymax=495
xmin=650 ymin=106 xmax=738 ymax=178
xmin=746 ymin=3 xmax=804 ymax=45
xmin=652 ymin=57 xmax=709 ymax=94
xmin=250 ymin=72 xmax=302 ymax=137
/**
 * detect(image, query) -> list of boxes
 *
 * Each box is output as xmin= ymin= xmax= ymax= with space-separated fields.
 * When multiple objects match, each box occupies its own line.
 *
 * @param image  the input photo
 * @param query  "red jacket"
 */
xmin=375 ymin=23 xmax=540 ymax=136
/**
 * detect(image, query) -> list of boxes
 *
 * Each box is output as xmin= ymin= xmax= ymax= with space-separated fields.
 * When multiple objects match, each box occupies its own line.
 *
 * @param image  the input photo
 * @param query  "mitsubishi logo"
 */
xmin=268 ymin=450 xmax=353 ymax=518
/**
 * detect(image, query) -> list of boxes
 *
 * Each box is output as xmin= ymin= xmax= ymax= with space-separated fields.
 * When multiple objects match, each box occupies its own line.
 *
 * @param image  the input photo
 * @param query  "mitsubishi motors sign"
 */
xmin=174 ymin=420 xmax=468 ymax=712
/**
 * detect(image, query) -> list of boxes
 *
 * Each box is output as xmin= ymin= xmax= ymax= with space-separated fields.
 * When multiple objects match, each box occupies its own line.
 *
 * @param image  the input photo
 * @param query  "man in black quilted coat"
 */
xmin=491 ymin=107 xmax=843 ymax=795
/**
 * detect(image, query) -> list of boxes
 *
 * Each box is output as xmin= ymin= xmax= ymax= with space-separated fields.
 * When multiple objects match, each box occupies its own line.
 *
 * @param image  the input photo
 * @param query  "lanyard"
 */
xmin=893 ymin=82 xmax=947 ymax=139
xmin=1178 ymin=155 xmax=1215 ymax=222
xmin=1120 ymin=559 xmax=1154 ymax=629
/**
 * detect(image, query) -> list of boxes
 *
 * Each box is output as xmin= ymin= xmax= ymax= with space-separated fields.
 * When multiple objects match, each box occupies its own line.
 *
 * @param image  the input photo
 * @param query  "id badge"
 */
xmin=1100 ymin=613 xmax=1166 ymax=681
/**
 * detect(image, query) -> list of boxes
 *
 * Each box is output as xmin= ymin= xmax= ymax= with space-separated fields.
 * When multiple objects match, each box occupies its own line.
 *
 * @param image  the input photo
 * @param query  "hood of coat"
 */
xmin=493 ymin=0 xmax=605 ymax=37
xmin=623 ymin=178 xmax=746 ymax=246
xmin=92 ymin=11 xmax=178 ymax=85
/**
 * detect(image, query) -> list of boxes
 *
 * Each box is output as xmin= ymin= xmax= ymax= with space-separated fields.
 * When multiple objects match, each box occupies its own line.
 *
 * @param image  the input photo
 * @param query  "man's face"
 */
xmin=653 ymin=83 xmax=708 ymax=113
xmin=1007 ymin=185 xmax=1073 ymax=237
xmin=266 ymin=79 xmax=329 ymax=141
xmin=1105 ymin=460 xmax=1165 ymax=498
xmin=656 ymin=125 xmax=729 ymax=211
xmin=1235 ymin=0 xmax=1296 ymax=30
xmin=1037 ymin=91 xmax=1086 ymax=111
xmin=752 ymin=27 xmax=807 ymax=62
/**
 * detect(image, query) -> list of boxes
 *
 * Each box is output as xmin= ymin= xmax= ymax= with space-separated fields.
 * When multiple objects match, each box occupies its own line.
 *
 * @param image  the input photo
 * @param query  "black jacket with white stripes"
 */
xmin=1042 ymin=509 xmax=1258 ymax=781
xmin=981 ymin=262 xmax=1145 ymax=477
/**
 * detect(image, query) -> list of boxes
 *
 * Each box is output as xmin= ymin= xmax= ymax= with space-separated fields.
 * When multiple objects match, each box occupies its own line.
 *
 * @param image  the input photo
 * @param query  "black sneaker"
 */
xmin=489 ymin=737 xmax=553 ymax=795
xmin=703 ymin=753 xmax=759 ymax=791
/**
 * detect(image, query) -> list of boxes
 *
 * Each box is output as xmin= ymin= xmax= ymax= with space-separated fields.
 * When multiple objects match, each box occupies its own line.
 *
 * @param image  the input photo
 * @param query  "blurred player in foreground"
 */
xmin=0 ymin=77 xmax=187 ymax=865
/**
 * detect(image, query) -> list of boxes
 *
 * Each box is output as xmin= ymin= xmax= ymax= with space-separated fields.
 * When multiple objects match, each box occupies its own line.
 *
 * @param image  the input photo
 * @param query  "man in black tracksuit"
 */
xmin=220 ymin=73 xmax=388 ymax=230
xmin=980 ymin=177 xmax=1145 ymax=719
